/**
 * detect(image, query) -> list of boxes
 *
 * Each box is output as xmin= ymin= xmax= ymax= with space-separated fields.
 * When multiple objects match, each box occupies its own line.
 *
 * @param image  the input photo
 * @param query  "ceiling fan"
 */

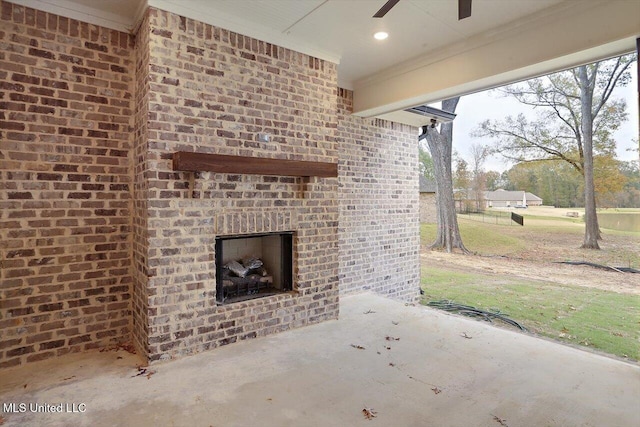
xmin=373 ymin=0 xmax=472 ymax=20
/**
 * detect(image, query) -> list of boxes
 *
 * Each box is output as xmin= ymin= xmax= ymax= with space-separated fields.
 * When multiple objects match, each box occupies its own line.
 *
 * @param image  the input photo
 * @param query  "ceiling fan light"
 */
xmin=374 ymin=31 xmax=389 ymax=40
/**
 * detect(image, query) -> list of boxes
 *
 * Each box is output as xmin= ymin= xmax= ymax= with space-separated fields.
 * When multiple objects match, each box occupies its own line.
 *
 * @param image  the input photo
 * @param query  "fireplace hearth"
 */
xmin=215 ymin=232 xmax=293 ymax=304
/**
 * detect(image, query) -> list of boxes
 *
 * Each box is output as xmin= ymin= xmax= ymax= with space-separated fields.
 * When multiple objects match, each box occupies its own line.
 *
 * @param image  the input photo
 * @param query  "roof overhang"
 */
xmin=353 ymin=0 xmax=640 ymax=121
xmin=7 ymin=0 xmax=638 ymax=127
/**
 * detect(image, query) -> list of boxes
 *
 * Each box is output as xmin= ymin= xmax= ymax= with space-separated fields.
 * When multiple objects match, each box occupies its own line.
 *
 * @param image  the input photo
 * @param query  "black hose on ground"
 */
xmin=427 ymin=300 xmax=528 ymax=331
xmin=555 ymin=261 xmax=639 ymax=273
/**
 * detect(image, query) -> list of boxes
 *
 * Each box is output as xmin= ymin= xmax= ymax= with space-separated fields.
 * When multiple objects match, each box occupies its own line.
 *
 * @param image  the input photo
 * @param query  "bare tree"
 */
xmin=424 ymin=97 xmax=468 ymax=253
xmin=477 ymin=54 xmax=635 ymax=249
xmin=454 ymin=157 xmax=471 ymax=210
xmin=469 ymin=143 xmax=492 ymax=210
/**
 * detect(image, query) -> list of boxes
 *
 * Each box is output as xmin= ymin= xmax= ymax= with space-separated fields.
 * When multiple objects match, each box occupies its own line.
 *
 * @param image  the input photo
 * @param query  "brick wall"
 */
xmin=1 ymin=3 xmax=422 ymax=369
xmin=138 ymin=8 xmax=339 ymax=362
xmin=337 ymin=89 xmax=420 ymax=302
xmin=0 ymin=1 xmax=134 ymax=368
xmin=131 ymin=10 xmax=150 ymax=359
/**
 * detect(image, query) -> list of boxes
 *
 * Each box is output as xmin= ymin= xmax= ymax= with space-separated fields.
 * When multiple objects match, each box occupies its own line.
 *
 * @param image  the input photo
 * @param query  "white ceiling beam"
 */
xmin=354 ymin=0 xmax=640 ymax=119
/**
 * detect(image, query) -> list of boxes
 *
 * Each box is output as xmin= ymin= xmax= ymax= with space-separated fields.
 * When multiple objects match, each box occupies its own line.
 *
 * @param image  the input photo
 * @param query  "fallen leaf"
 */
xmin=385 ymin=336 xmax=400 ymax=341
xmin=362 ymin=408 xmax=377 ymax=420
xmin=132 ymin=366 xmax=156 ymax=378
xmin=62 ymin=376 xmax=75 ymax=381
xmin=363 ymin=310 xmax=376 ymax=314
xmin=132 ymin=366 xmax=147 ymax=377
xmin=0 ymin=415 xmax=5 ymax=425
xmin=460 ymin=332 xmax=472 ymax=339
xmin=384 ymin=346 xmax=391 ymax=350
xmin=612 ymin=332 xmax=623 ymax=337
xmin=391 ymin=321 xmax=399 ymax=325
xmin=133 ymin=370 xmax=146 ymax=377
xmin=388 ymin=362 xmax=395 ymax=367
xmin=431 ymin=387 xmax=441 ymax=394
xmin=492 ymin=414 xmax=509 ymax=426
xmin=23 ymin=384 xmax=27 ymax=389
xmin=350 ymin=344 xmax=365 ymax=350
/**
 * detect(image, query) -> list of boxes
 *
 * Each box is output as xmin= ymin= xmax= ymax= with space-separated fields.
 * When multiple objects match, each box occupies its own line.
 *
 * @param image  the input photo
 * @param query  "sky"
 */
xmin=444 ymin=68 xmax=639 ymax=173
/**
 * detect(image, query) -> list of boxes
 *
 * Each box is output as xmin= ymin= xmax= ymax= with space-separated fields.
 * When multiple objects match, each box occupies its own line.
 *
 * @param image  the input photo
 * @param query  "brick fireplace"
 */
xmin=0 ymin=1 xmax=419 ymax=369
xmin=132 ymin=8 xmax=341 ymax=362
xmin=215 ymin=232 xmax=294 ymax=304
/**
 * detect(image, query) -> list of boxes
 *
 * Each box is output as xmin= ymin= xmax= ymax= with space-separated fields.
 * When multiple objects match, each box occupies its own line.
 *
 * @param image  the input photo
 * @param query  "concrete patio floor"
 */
xmin=1 ymin=292 xmax=639 ymax=427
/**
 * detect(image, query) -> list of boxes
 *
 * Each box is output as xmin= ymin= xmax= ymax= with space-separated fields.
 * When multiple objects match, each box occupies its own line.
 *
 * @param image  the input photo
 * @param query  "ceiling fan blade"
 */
xmin=459 ymin=0 xmax=472 ymax=19
xmin=373 ymin=0 xmax=400 ymax=18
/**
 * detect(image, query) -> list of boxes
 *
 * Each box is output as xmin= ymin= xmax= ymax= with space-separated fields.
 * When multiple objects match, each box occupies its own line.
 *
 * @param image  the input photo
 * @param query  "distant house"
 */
xmin=484 ymin=189 xmax=543 ymax=208
xmin=419 ymin=176 xmax=437 ymax=222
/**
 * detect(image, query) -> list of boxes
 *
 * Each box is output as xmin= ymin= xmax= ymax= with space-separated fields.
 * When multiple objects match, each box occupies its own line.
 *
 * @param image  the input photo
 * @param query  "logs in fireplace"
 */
xmin=215 ymin=232 xmax=293 ymax=304
xmin=221 ymin=257 xmax=273 ymax=299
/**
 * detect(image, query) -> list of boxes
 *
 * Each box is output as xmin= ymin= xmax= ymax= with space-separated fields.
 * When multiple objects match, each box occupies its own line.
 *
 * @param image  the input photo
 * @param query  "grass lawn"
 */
xmin=421 ymin=220 xmax=525 ymax=255
xmin=420 ymin=214 xmax=640 ymax=361
xmin=421 ymin=266 xmax=640 ymax=361
xmin=421 ymin=217 xmax=640 ymax=267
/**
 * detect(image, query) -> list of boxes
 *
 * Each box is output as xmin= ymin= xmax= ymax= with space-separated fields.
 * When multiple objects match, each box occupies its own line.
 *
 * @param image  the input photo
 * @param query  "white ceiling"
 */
xmin=154 ymin=0 xmax=562 ymax=88
xmin=8 ymin=0 xmax=639 ymax=124
xmin=11 ymin=0 xmax=564 ymax=88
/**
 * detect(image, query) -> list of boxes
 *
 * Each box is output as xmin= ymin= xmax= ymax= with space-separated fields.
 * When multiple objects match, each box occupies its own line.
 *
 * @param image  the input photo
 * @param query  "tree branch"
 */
xmin=482 ymin=122 xmax=582 ymax=171
xmin=593 ymin=57 xmax=633 ymax=118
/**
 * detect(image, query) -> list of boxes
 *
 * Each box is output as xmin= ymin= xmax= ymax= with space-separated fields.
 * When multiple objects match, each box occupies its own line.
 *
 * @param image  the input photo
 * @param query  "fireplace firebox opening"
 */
xmin=215 ymin=232 xmax=293 ymax=304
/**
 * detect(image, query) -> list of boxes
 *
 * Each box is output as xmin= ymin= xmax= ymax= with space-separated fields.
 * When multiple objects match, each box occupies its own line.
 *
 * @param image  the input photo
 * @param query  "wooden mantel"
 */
xmin=172 ymin=152 xmax=338 ymax=178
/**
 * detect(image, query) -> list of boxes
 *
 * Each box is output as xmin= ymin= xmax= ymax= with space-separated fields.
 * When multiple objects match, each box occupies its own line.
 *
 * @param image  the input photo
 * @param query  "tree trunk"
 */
xmin=425 ymin=97 xmax=469 ymax=253
xmin=578 ymin=66 xmax=601 ymax=249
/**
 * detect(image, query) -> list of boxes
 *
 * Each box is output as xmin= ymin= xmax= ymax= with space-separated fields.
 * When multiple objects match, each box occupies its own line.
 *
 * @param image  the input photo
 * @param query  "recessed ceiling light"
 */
xmin=374 ymin=31 xmax=389 ymax=40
